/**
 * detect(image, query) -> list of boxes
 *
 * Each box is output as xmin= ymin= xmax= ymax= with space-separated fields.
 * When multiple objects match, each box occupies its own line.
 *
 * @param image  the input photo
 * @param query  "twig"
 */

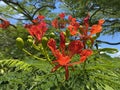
xmin=96 ymin=40 xmax=120 ymax=45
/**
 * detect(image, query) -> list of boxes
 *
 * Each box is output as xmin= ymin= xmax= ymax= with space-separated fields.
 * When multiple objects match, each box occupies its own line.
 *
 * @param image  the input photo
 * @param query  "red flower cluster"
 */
xmin=51 ymin=13 xmax=66 ymax=29
xmin=0 ymin=20 xmax=10 ymax=29
xmin=25 ymin=15 xmax=48 ymax=42
xmin=68 ymin=15 xmax=80 ymax=35
xmin=47 ymin=32 xmax=92 ymax=80
xmin=79 ymin=14 xmax=105 ymax=47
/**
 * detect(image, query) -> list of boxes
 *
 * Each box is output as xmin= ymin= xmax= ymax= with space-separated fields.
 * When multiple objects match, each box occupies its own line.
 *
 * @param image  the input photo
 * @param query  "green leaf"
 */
xmin=99 ymin=48 xmax=118 ymax=54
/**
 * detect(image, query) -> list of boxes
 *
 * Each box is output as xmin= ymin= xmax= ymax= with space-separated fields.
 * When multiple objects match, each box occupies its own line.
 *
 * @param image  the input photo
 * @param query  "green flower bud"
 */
xmin=27 ymin=35 xmax=33 ymax=39
xmin=50 ymin=32 xmax=55 ymax=38
xmin=42 ymin=37 xmax=48 ymax=48
xmin=27 ymin=39 xmax=33 ymax=46
xmin=16 ymin=37 xmax=24 ymax=49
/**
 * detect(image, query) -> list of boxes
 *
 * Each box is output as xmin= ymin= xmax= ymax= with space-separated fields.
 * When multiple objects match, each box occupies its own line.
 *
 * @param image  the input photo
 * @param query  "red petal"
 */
xmin=51 ymin=65 xmax=61 ymax=72
xmin=59 ymin=12 xmax=65 ymax=19
xmin=98 ymin=19 xmax=105 ymax=25
xmin=64 ymin=66 xmax=69 ymax=80
xmin=84 ymin=14 xmax=90 ymax=24
xmin=80 ymin=49 xmax=93 ymax=57
xmin=80 ymin=56 xmax=87 ymax=63
xmin=47 ymin=38 xmax=57 ymax=52
xmin=68 ymin=25 xmax=78 ymax=35
xmin=37 ymin=15 xmax=45 ymax=20
xmin=68 ymin=15 xmax=73 ymax=21
xmin=60 ymin=32 xmax=65 ymax=54
xmin=68 ymin=40 xmax=84 ymax=57
xmin=52 ymin=19 xmax=58 ymax=28
xmin=90 ymin=25 xmax=102 ymax=35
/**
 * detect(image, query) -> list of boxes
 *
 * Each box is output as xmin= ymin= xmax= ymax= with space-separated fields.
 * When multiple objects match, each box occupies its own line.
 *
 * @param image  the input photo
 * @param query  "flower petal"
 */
xmin=68 ymin=40 xmax=84 ymax=57
xmin=64 ymin=66 xmax=69 ymax=80
xmin=98 ymin=19 xmax=105 ymax=25
xmin=52 ymin=19 xmax=58 ymax=28
xmin=47 ymin=38 xmax=57 ymax=53
xmin=60 ymin=32 xmax=65 ymax=55
xmin=59 ymin=12 xmax=65 ymax=19
xmin=90 ymin=25 xmax=102 ymax=35
xmin=51 ymin=64 xmax=61 ymax=72
xmin=80 ymin=56 xmax=87 ymax=63
xmin=80 ymin=49 xmax=93 ymax=57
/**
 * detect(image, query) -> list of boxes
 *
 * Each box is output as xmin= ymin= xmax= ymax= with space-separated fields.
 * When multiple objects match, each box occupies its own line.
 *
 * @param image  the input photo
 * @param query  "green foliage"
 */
xmin=0 ymin=27 xmax=28 ymax=59
xmin=0 ymin=52 xmax=120 ymax=90
xmin=98 ymin=48 xmax=118 ymax=54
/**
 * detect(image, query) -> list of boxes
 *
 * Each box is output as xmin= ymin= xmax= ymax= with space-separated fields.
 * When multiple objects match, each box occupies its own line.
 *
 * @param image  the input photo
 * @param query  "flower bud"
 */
xmin=16 ymin=37 xmax=24 ymax=49
xmin=27 ymin=35 xmax=33 ymax=39
xmin=50 ymin=32 xmax=55 ymax=38
xmin=27 ymin=39 xmax=33 ymax=46
xmin=42 ymin=37 xmax=48 ymax=48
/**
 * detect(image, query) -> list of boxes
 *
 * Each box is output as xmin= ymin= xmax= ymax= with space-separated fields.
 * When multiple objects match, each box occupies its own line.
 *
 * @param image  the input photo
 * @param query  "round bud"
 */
xmin=50 ymin=32 xmax=55 ymax=38
xmin=27 ymin=35 xmax=33 ymax=39
xmin=42 ymin=37 xmax=48 ymax=48
xmin=27 ymin=39 xmax=33 ymax=46
xmin=16 ymin=37 xmax=24 ymax=49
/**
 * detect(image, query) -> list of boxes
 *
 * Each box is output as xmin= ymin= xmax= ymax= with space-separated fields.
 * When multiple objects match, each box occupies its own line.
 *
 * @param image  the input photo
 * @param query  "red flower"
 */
xmin=79 ymin=49 xmax=93 ymax=63
xmin=25 ymin=15 xmax=48 ymax=42
xmin=26 ymin=21 xmax=48 ymax=42
xmin=32 ymin=15 xmax=45 ymax=24
xmin=68 ymin=18 xmax=80 ymax=35
xmin=68 ymin=15 xmax=73 ymax=21
xmin=51 ymin=19 xmax=58 ymax=28
xmin=32 ymin=19 xmax=39 ymax=24
xmin=0 ymin=20 xmax=10 ymax=29
xmin=79 ymin=14 xmax=105 ymax=47
xmin=47 ymin=32 xmax=92 ymax=80
xmin=90 ymin=19 xmax=105 ymax=35
xmin=59 ymin=12 xmax=65 ymax=19
xmin=51 ymin=18 xmax=66 ymax=29
xmin=37 ymin=15 xmax=45 ymax=20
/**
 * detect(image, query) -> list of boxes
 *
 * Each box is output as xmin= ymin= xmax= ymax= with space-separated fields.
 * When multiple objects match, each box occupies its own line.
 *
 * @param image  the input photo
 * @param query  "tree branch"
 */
xmin=32 ymin=5 xmax=55 ymax=18
xmin=3 ymin=0 xmax=33 ymax=21
xmin=96 ymin=40 xmax=120 ymax=45
xmin=89 ymin=7 xmax=101 ymax=23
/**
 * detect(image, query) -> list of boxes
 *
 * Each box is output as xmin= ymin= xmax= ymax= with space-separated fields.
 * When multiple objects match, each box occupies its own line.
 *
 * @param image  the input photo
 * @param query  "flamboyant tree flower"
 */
xmin=59 ymin=12 xmax=65 ymax=19
xmin=51 ymin=18 xmax=59 ymax=28
xmin=67 ymin=16 xmax=80 ymax=35
xmin=47 ymin=32 xmax=92 ymax=80
xmin=79 ymin=14 xmax=105 ymax=47
xmin=37 ymin=15 xmax=45 ymax=20
xmin=25 ymin=15 xmax=48 ymax=42
xmin=0 ymin=20 xmax=10 ymax=29
xmin=28 ymin=22 xmax=47 ymax=42
xmin=51 ymin=13 xmax=66 ymax=29
xmin=90 ymin=19 xmax=105 ymax=35
xmin=32 ymin=15 xmax=45 ymax=24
